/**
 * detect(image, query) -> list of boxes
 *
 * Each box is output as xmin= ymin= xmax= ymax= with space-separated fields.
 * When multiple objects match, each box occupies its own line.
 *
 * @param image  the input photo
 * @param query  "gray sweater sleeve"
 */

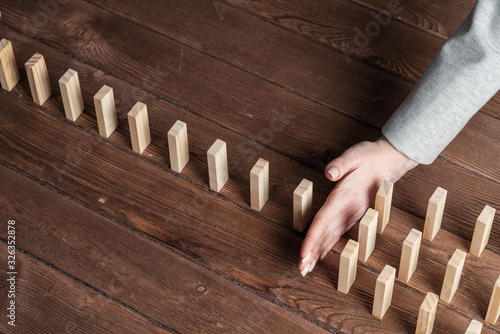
xmin=382 ymin=0 xmax=500 ymax=165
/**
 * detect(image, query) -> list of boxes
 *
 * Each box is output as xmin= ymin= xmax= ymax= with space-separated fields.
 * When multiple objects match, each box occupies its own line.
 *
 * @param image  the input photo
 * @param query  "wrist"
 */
xmin=376 ymin=136 xmax=418 ymax=180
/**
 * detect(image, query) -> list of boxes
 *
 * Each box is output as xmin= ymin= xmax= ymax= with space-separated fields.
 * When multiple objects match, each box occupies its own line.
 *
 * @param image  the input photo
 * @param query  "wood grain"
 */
xmin=0 ymin=244 xmax=172 ymax=334
xmin=1 ymin=21 xmax=498 ymax=252
xmin=1 ymin=92 xmax=498 ymax=332
xmin=2 ymin=0 xmax=498 ymax=185
xmin=0 ymin=164 xmax=331 ymax=334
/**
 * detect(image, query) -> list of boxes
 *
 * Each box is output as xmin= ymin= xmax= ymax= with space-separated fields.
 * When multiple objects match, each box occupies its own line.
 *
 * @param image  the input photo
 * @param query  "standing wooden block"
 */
xmin=293 ymin=179 xmax=313 ymax=233
xmin=423 ymin=187 xmax=447 ymax=241
xmin=127 ymin=102 xmax=151 ymax=154
xmin=168 ymin=120 xmax=189 ymax=173
xmin=338 ymin=239 xmax=359 ymax=294
xmin=59 ymin=69 xmax=84 ymax=121
xmin=375 ymin=180 xmax=394 ymax=234
xmin=485 ymin=275 xmax=500 ymax=325
xmin=94 ymin=85 xmax=118 ymax=138
xmin=399 ymin=229 xmax=422 ymax=283
xmin=358 ymin=208 xmax=378 ymax=263
xmin=207 ymin=139 xmax=229 ymax=192
xmin=372 ymin=265 xmax=396 ymax=320
xmin=440 ymin=249 xmax=467 ymax=303
xmin=250 ymin=158 xmax=269 ymax=211
xmin=465 ymin=319 xmax=483 ymax=334
xmin=25 ymin=53 xmax=52 ymax=105
xmin=470 ymin=205 xmax=496 ymax=257
xmin=415 ymin=292 xmax=439 ymax=334
xmin=0 ymin=39 xmax=20 ymax=91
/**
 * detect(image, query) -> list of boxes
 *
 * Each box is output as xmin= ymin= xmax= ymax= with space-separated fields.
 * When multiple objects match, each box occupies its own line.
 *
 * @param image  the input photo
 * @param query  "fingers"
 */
xmin=324 ymin=143 xmax=366 ymax=181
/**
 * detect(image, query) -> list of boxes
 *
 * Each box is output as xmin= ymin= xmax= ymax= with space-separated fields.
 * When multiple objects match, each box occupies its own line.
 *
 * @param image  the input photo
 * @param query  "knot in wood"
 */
xmin=195 ymin=284 xmax=207 ymax=294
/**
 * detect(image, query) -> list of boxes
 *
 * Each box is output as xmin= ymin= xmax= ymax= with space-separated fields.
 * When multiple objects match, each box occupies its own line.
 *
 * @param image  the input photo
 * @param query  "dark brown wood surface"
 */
xmin=0 ymin=0 xmax=498 ymax=333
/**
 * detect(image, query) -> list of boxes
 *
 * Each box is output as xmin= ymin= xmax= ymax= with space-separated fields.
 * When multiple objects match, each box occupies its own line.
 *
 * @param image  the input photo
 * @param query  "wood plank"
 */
xmin=486 ymin=276 xmax=500 ymax=325
xmin=293 ymin=178 xmax=313 ymax=233
xmin=0 ymin=164 xmax=331 ymax=334
xmin=59 ymin=68 xmax=84 ymax=121
xmin=84 ymin=0 xmax=500 ymax=122
xmin=250 ymin=158 xmax=269 ymax=211
xmin=372 ymin=265 xmax=396 ymax=320
xmin=0 ymin=244 xmax=172 ymax=334
xmin=128 ymin=101 xmax=151 ymax=154
xmin=207 ymin=139 xmax=229 ymax=192
xmin=398 ymin=228 xmax=422 ymax=283
xmin=167 ymin=120 xmax=189 ymax=173
xmin=415 ymin=292 xmax=439 ymax=334
xmin=338 ymin=240 xmax=359 ymax=294
xmin=352 ymin=0 xmax=473 ymax=38
xmin=470 ymin=205 xmax=496 ymax=257
xmin=2 ymin=92 xmax=496 ymax=333
xmin=25 ymin=52 xmax=51 ymax=105
xmin=0 ymin=38 xmax=20 ymax=91
xmin=358 ymin=208 xmax=378 ymax=263
xmin=375 ymin=180 xmax=394 ymax=234
xmin=1 ymin=23 xmax=499 ymax=257
xmin=1 ymin=3 xmax=499 ymax=187
xmin=5 ymin=0 xmax=500 ymax=189
xmin=94 ymin=85 xmax=118 ymax=138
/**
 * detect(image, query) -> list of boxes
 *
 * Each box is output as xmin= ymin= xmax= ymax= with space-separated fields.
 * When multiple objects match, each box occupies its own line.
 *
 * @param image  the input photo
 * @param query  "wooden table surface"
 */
xmin=1 ymin=0 xmax=499 ymax=333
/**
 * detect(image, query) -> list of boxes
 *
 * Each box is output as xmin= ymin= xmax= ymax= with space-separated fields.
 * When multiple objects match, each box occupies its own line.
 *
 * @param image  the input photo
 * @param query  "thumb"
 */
xmin=324 ymin=147 xmax=361 ymax=181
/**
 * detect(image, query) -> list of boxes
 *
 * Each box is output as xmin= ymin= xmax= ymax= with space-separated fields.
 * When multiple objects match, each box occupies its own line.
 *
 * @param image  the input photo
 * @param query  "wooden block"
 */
xmin=358 ymin=208 xmax=378 ymax=263
xmin=485 ymin=275 xmax=500 ymax=325
xmin=423 ymin=187 xmax=447 ymax=241
xmin=58 ymin=69 xmax=84 ymax=122
xmin=293 ymin=179 xmax=313 ymax=233
xmin=470 ymin=205 xmax=496 ymax=257
xmin=250 ymin=158 xmax=269 ymax=211
xmin=398 ymin=228 xmax=422 ymax=283
xmin=375 ymin=180 xmax=394 ymax=234
xmin=25 ymin=52 xmax=52 ymax=105
xmin=127 ymin=102 xmax=151 ymax=154
xmin=0 ymin=39 xmax=20 ymax=91
xmin=207 ymin=139 xmax=228 ymax=192
xmin=372 ymin=265 xmax=396 ymax=320
xmin=465 ymin=319 xmax=483 ymax=334
xmin=338 ymin=239 xmax=359 ymax=294
xmin=415 ymin=292 xmax=439 ymax=334
xmin=440 ymin=249 xmax=467 ymax=303
xmin=94 ymin=85 xmax=118 ymax=138
xmin=168 ymin=120 xmax=189 ymax=173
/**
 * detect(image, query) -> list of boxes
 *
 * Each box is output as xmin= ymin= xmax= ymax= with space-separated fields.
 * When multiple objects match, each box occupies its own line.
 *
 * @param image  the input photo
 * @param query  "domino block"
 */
xmin=293 ymin=179 xmax=313 ymax=233
xmin=440 ymin=249 xmax=467 ymax=303
xmin=127 ymin=102 xmax=151 ymax=154
xmin=94 ymin=85 xmax=118 ymax=138
xmin=25 ymin=53 xmax=52 ymax=105
xmin=338 ymin=239 xmax=359 ymax=294
xmin=423 ymin=187 xmax=447 ymax=241
xmin=398 ymin=229 xmax=422 ymax=283
xmin=372 ymin=265 xmax=396 ymax=320
xmin=470 ymin=205 xmax=496 ymax=257
xmin=207 ymin=139 xmax=228 ymax=192
xmin=168 ymin=120 xmax=189 ymax=173
xmin=486 ymin=275 xmax=500 ymax=325
xmin=0 ymin=39 xmax=20 ymax=91
xmin=465 ymin=319 xmax=483 ymax=334
xmin=250 ymin=158 xmax=269 ymax=211
xmin=375 ymin=180 xmax=394 ymax=233
xmin=415 ymin=292 xmax=438 ymax=334
xmin=59 ymin=69 xmax=84 ymax=121
xmin=358 ymin=208 xmax=378 ymax=263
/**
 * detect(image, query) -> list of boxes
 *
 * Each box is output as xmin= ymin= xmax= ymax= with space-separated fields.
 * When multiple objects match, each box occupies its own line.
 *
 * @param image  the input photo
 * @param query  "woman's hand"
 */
xmin=299 ymin=137 xmax=418 ymax=276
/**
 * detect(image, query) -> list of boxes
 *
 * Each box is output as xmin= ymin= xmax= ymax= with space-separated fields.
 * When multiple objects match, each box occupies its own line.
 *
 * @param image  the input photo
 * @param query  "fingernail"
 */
xmin=308 ymin=260 xmax=316 ymax=273
xmin=320 ymin=251 xmax=328 ymax=260
xmin=301 ymin=252 xmax=312 ymax=264
xmin=327 ymin=166 xmax=339 ymax=180
xmin=300 ymin=263 xmax=310 ymax=277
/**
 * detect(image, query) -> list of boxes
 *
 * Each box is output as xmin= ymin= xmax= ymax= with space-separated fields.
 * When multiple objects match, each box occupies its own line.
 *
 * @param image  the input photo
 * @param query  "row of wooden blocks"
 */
xmin=338 ymin=181 xmax=498 ymax=332
xmin=0 ymin=40 xmax=314 ymax=227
